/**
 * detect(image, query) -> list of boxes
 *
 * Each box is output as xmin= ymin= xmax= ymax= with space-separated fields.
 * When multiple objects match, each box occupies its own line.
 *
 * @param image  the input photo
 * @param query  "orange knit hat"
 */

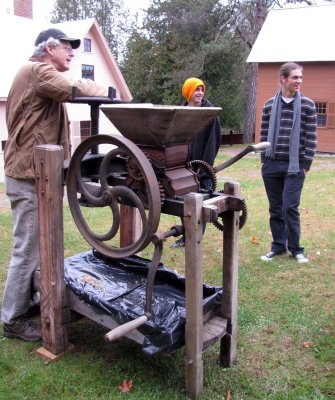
xmin=182 ymin=77 xmax=205 ymax=102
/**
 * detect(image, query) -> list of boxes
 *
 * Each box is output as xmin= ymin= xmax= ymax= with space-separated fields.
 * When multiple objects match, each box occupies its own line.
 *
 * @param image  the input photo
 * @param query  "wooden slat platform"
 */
xmin=203 ymin=316 xmax=228 ymax=351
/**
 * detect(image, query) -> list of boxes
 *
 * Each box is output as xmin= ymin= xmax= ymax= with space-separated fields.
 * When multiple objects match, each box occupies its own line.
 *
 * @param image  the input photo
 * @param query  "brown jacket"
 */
xmin=5 ymin=60 xmax=107 ymax=180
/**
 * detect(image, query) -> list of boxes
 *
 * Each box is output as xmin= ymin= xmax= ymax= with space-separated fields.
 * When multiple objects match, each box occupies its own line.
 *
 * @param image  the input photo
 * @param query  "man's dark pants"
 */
xmin=262 ymin=159 xmax=305 ymax=256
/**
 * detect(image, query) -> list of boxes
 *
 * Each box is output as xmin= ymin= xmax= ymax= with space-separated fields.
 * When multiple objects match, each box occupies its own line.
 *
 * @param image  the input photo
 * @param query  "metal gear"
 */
xmin=126 ymin=155 xmax=143 ymax=180
xmin=212 ymin=190 xmax=248 ymax=231
xmin=188 ymin=160 xmax=217 ymax=192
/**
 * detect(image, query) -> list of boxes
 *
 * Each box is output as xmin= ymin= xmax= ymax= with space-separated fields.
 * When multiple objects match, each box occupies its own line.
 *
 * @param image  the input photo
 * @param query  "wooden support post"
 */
xmin=220 ymin=181 xmax=240 ymax=367
xmin=120 ymin=205 xmax=141 ymax=247
xmin=35 ymin=145 xmax=71 ymax=358
xmin=184 ymin=193 xmax=204 ymax=399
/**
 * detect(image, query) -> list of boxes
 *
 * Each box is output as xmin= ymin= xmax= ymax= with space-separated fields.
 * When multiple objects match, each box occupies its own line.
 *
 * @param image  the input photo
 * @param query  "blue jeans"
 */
xmin=1 ymin=176 xmax=39 ymax=324
xmin=262 ymin=159 xmax=305 ymax=256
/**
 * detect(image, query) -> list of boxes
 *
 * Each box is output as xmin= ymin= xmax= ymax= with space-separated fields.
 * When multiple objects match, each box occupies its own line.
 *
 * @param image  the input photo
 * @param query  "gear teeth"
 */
xmin=189 ymin=160 xmax=217 ymax=192
xmin=212 ymin=191 xmax=248 ymax=231
xmin=239 ymin=200 xmax=248 ymax=229
xmin=126 ymin=156 xmax=143 ymax=180
xmin=158 ymin=181 xmax=166 ymax=204
xmin=211 ymin=167 xmax=217 ymax=192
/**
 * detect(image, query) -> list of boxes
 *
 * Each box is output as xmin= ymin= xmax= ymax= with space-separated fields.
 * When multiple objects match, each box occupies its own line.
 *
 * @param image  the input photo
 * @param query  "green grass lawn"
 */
xmin=0 ymin=147 xmax=334 ymax=399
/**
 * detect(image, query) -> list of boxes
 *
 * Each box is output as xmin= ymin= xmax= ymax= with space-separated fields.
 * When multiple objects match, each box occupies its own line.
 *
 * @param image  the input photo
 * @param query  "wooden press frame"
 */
xmin=34 ymin=144 xmax=240 ymax=400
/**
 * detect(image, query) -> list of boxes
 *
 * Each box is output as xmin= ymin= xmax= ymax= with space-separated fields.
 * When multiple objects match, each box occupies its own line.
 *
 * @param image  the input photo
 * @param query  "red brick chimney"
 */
xmin=14 ymin=0 xmax=33 ymax=19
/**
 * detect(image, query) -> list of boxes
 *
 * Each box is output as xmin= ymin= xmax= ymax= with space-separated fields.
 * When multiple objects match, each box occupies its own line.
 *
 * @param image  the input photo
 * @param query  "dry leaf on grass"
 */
xmin=118 ymin=380 xmax=133 ymax=393
xmin=250 ymin=235 xmax=259 ymax=244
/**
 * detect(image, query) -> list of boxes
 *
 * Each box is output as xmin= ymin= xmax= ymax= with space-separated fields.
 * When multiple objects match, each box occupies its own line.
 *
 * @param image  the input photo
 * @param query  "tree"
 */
xmin=122 ymin=0 xmax=249 ymax=130
xmin=50 ymin=0 xmax=131 ymax=61
xmin=223 ymin=0 xmax=268 ymax=142
xmin=215 ymin=0 xmax=322 ymax=142
xmin=124 ymin=0 xmax=331 ymax=137
xmin=122 ymin=30 xmax=158 ymax=103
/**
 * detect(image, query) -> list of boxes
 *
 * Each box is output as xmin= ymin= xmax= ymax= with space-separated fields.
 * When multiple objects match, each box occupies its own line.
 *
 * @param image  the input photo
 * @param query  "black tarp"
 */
xmin=64 ymin=250 xmax=222 ymax=355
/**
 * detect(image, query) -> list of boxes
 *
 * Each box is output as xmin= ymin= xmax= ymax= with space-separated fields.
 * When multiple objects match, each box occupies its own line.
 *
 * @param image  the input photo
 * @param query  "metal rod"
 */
xmin=214 ymin=142 xmax=270 ymax=173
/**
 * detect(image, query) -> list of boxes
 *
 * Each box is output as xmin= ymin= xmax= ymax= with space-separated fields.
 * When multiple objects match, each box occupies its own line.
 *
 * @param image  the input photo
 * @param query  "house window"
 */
xmin=84 ymin=38 xmax=91 ymax=52
xmin=80 ymin=121 xmax=91 ymax=141
xmin=314 ymin=102 xmax=335 ymax=128
xmin=82 ymin=64 xmax=94 ymax=80
xmin=315 ymin=102 xmax=327 ymax=127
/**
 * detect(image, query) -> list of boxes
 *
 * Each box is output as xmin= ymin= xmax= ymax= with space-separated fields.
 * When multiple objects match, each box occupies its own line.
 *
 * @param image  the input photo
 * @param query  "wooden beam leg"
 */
xmin=120 ymin=205 xmax=141 ymax=248
xmin=35 ymin=144 xmax=72 ymax=359
xmin=184 ymin=193 xmax=204 ymax=399
xmin=220 ymin=181 xmax=240 ymax=367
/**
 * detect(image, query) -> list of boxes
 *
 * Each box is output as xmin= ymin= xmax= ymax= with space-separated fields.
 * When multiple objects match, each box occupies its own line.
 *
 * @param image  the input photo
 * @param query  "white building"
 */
xmin=0 ymin=1 xmax=132 ymax=182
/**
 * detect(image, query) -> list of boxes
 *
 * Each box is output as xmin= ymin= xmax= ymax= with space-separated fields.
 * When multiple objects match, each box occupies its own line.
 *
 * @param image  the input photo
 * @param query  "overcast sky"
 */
xmin=1 ymin=0 xmax=330 ymax=21
xmin=33 ymin=0 xmax=150 ymax=23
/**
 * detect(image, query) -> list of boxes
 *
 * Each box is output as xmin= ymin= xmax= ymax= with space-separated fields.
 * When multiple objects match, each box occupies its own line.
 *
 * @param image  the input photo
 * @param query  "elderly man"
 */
xmin=2 ymin=28 xmax=107 ymax=341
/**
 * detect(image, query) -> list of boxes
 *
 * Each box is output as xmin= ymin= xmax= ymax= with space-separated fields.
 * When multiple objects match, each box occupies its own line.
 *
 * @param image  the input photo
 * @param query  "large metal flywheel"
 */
xmin=66 ymin=134 xmax=161 ymax=259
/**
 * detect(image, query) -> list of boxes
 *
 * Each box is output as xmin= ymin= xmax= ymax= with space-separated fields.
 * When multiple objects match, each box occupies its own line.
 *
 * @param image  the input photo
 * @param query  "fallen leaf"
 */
xmin=303 ymin=341 xmax=314 ymax=348
xmin=250 ymin=235 xmax=259 ymax=244
xmin=118 ymin=380 xmax=133 ymax=393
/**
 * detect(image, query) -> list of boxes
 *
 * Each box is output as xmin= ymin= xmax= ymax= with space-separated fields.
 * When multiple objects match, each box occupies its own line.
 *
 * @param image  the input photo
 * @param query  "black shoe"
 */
xmin=170 ymin=237 xmax=185 ymax=249
xmin=25 ymin=292 xmax=40 ymax=318
xmin=3 ymin=319 xmax=42 ymax=342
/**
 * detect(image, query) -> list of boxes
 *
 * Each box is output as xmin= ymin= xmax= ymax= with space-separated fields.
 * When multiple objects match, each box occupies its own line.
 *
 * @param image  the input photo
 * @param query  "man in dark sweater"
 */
xmin=171 ymin=77 xmax=222 ymax=248
xmin=260 ymin=62 xmax=317 ymax=263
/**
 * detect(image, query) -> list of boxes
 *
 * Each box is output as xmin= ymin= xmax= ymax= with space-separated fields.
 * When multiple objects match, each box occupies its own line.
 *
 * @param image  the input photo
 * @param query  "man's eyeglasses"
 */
xmin=60 ymin=45 xmax=74 ymax=53
xmin=51 ymin=44 xmax=73 ymax=53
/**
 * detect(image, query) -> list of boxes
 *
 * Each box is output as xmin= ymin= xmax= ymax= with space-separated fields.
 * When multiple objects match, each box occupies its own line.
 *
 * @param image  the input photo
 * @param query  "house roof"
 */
xmin=247 ymin=4 xmax=335 ymax=63
xmin=0 ymin=15 xmax=132 ymax=100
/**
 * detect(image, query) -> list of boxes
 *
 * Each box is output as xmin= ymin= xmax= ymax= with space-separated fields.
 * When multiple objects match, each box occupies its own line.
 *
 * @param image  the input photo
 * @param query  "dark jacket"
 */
xmin=182 ymin=98 xmax=222 ymax=166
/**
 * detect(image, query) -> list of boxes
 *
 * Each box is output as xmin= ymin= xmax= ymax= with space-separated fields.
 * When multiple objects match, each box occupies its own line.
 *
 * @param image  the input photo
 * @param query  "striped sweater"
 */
xmin=260 ymin=94 xmax=317 ymax=170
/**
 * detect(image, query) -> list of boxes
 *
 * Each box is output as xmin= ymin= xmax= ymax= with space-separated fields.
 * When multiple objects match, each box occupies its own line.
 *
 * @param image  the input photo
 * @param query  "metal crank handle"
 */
xmin=214 ymin=141 xmax=271 ymax=173
xmin=104 ymin=315 xmax=149 ymax=342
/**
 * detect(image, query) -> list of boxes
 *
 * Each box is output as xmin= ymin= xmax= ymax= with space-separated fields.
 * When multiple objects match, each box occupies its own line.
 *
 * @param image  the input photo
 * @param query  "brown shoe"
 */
xmin=3 ymin=319 xmax=42 ymax=342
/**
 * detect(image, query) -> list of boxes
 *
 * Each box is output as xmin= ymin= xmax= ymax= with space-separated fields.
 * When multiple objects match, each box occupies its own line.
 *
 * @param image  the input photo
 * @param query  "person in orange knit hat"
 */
xmin=181 ymin=77 xmax=206 ymax=104
xmin=171 ymin=77 xmax=222 ymax=248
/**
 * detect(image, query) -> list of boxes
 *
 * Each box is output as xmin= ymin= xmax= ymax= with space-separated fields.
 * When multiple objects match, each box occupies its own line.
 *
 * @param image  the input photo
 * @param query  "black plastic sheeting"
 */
xmin=64 ymin=250 xmax=222 ymax=355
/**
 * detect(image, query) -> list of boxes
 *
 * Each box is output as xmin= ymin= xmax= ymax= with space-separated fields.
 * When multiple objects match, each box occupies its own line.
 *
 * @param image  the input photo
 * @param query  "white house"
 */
xmin=0 ymin=10 xmax=133 ymax=181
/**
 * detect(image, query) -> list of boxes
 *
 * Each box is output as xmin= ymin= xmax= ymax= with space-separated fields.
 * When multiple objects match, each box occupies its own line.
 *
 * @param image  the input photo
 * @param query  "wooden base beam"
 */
xmin=36 ymin=343 xmax=75 ymax=363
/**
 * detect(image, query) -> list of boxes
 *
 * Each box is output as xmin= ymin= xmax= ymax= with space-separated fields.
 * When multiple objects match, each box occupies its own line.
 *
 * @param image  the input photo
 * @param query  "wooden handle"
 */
xmin=104 ymin=315 xmax=148 ymax=342
xmin=251 ymin=141 xmax=270 ymax=151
